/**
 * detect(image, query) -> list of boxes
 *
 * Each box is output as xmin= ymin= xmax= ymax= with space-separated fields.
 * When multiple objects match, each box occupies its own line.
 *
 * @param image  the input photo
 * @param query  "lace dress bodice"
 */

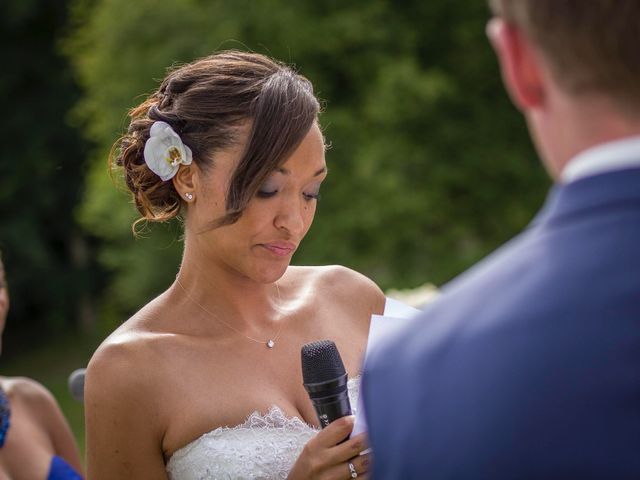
xmin=166 ymin=377 xmax=360 ymax=480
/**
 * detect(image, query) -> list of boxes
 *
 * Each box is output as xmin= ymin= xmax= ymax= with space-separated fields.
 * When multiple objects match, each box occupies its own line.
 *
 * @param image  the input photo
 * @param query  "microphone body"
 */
xmin=304 ymin=373 xmax=352 ymax=428
xmin=68 ymin=368 xmax=86 ymax=402
xmin=301 ymin=340 xmax=352 ymax=428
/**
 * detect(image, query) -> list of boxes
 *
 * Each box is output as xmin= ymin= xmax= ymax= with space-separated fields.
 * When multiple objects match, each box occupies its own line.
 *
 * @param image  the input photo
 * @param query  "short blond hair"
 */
xmin=489 ymin=0 xmax=640 ymax=114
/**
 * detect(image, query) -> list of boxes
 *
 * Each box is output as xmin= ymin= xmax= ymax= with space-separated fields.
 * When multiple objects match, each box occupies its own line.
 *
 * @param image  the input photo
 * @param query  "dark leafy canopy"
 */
xmin=0 ymin=0 xmax=95 ymax=356
xmin=66 ymin=0 xmax=549 ymax=324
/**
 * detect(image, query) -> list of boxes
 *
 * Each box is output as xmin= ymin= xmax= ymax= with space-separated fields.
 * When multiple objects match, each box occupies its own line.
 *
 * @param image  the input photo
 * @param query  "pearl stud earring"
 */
xmin=185 ymin=192 xmax=194 ymax=201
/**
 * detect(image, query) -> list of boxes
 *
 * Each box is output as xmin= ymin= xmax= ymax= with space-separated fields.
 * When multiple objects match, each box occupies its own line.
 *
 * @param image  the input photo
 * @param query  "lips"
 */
xmin=260 ymin=241 xmax=297 ymax=257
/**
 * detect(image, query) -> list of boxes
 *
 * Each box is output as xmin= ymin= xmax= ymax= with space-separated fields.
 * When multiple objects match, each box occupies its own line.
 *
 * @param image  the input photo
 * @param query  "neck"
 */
xmin=175 ymin=249 xmax=285 ymax=334
xmin=529 ymin=90 xmax=640 ymax=180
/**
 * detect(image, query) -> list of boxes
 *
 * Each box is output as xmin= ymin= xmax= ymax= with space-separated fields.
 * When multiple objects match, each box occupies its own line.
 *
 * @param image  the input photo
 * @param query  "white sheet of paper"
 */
xmin=383 ymin=297 xmax=422 ymax=318
xmin=351 ymin=297 xmax=421 ymax=438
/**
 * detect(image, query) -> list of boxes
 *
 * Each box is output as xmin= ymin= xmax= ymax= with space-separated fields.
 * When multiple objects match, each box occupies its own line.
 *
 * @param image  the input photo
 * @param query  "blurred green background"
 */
xmin=0 ymin=0 xmax=549 ymax=458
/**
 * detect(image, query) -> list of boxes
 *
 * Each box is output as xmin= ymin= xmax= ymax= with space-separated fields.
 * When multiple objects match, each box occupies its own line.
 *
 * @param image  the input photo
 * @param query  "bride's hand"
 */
xmin=288 ymin=416 xmax=371 ymax=480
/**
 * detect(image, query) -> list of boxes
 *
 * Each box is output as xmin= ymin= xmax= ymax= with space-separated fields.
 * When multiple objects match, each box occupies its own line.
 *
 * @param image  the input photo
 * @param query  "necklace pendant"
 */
xmin=266 ymin=339 xmax=275 ymax=349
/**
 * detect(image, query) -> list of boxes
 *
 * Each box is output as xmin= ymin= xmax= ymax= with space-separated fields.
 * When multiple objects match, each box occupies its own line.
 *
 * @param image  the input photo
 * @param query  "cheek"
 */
xmin=302 ymin=202 xmax=317 ymax=229
xmin=191 ymin=192 xmax=226 ymax=230
xmin=198 ymin=174 xmax=227 ymax=209
xmin=223 ymin=206 xmax=270 ymax=245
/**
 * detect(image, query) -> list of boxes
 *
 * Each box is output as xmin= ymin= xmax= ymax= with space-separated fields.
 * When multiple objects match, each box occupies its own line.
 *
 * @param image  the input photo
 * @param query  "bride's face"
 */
xmin=187 ymin=123 xmax=327 ymax=283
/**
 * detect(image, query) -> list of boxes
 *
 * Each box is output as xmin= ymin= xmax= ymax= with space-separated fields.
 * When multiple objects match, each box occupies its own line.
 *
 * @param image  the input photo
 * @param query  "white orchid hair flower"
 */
xmin=143 ymin=121 xmax=193 ymax=181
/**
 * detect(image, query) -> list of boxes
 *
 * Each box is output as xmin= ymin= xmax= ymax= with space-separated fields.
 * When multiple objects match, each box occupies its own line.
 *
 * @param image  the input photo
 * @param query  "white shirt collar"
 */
xmin=560 ymin=135 xmax=640 ymax=184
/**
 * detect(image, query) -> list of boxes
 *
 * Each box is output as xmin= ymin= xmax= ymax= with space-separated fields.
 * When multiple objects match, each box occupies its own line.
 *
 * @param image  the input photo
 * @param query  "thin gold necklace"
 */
xmin=175 ymin=277 xmax=285 ymax=349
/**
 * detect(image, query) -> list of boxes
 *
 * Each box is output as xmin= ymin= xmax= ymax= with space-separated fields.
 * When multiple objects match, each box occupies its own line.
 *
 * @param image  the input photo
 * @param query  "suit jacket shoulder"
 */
xmin=364 ymin=168 xmax=640 ymax=479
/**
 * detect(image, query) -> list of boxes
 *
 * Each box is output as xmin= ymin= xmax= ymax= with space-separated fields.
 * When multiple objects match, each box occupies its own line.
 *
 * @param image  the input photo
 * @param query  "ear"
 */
xmin=172 ymin=163 xmax=199 ymax=202
xmin=486 ymin=17 xmax=545 ymax=111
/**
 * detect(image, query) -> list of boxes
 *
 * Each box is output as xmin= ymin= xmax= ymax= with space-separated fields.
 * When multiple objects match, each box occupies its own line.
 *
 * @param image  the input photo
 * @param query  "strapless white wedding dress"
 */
xmin=166 ymin=377 xmax=360 ymax=480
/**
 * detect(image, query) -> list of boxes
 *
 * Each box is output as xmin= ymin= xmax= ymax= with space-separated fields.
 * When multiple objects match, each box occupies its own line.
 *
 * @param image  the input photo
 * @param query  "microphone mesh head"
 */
xmin=301 ymin=340 xmax=346 ymax=384
xmin=68 ymin=368 xmax=86 ymax=402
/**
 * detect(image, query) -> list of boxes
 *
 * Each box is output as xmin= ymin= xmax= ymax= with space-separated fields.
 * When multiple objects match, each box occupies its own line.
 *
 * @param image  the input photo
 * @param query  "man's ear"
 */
xmin=173 ymin=163 xmax=198 ymax=202
xmin=486 ymin=17 xmax=545 ymax=111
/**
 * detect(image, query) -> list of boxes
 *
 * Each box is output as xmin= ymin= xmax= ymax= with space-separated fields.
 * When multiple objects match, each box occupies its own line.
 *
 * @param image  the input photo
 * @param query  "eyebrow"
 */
xmin=276 ymin=166 xmax=328 ymax=177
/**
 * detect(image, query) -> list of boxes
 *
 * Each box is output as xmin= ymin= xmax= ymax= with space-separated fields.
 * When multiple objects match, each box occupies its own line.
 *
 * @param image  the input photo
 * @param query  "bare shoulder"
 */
xmin=2 ymin=376 xmax=57 ymax=412
xmin=1 ymin=376 xmax=70 ymax=439
xmin=85 ymin=307 xmax=173 ymax=478
xmin=86 ymin=315 xmax=165 ymax=407
xmin=3 ymin=376 xmax=83 ymax=471
xmin=321 ymin=265 xmax=384 ymax=305
xmin=86 ymin=335 xmax=139 ymax=396
xmin=88 ymin=291 xmax=177 ymax=377
xmin=287 ymin=265 xmax=386 ymax=315
xmin=84 ymin=313 xmax=168 ymax=467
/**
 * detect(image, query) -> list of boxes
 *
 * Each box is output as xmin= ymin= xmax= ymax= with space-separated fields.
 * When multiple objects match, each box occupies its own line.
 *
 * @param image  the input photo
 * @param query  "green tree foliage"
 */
xmin=0 ymin=0 xmax=94 ymax=355
xmin=66 ymin=0 xmax=550 ymax=323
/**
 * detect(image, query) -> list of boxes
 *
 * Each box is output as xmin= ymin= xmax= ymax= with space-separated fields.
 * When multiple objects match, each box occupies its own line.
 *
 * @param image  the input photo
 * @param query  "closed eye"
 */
xmin=256 ymin=190 xmax=278 ymax=199
xmin=303 ymin=191 xmax=321 ymax=201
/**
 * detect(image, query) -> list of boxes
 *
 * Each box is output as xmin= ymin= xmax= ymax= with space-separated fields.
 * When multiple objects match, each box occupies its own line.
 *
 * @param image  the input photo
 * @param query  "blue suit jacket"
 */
xmin=363 ymin=167 xmax=640 ymax=479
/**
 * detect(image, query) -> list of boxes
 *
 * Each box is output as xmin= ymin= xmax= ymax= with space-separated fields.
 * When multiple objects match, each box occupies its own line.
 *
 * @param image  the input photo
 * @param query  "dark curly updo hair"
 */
xmin=111 ymin=50 xmax=321 ymax=230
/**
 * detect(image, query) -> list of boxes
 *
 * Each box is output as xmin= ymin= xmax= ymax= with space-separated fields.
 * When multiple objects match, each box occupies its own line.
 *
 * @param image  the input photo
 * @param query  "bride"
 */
xmin=85 ymin=51 xmax=385 ymax=479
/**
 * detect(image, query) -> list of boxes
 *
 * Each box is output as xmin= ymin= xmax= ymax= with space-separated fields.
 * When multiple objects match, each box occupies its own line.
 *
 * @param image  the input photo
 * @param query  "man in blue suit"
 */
xmin=363 ymin=0 xmax=640 ymax=478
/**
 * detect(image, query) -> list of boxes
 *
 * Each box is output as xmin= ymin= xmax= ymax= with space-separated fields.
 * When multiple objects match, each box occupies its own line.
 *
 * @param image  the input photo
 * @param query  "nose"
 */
xmin=273 ymin=195 xmax=306 ymax=237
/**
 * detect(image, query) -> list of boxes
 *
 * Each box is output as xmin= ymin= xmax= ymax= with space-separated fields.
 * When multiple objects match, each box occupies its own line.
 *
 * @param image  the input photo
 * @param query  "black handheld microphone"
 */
xmin=301 ymin=340 xmax=352 ymax=428
xmin=68 ymin=368 xmax=86 ymax=402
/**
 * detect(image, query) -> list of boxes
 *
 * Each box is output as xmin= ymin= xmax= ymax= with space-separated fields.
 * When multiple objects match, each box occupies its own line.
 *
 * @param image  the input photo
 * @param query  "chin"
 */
xmin=253 ymin=263 xmax=289 ymax=284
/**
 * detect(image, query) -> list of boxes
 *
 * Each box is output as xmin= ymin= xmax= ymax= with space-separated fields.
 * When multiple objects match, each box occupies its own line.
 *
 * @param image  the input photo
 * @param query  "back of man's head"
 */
xmin=489 ymin=0 xmax=640 ymax=118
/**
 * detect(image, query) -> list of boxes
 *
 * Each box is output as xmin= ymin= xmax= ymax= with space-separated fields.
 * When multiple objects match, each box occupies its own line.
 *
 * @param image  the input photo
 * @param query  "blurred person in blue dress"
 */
xmin=0 ymin=253 xmax=83 ymax=479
